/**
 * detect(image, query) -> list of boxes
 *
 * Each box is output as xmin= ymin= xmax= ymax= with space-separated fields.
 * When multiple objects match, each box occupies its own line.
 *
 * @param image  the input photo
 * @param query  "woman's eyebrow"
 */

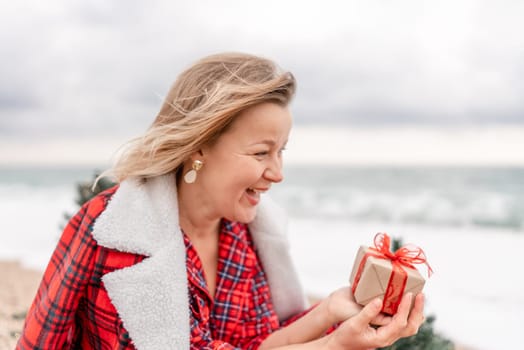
xmin=248 ymin=139 xmax=288 ymax=148
xmin=249 ymin=140 xmax=276 ymax=146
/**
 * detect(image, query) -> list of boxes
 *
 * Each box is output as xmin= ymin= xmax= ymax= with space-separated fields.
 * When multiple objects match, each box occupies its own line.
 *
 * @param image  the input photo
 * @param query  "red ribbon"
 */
xmin=351 ymin=233 xmax=433 ymax=314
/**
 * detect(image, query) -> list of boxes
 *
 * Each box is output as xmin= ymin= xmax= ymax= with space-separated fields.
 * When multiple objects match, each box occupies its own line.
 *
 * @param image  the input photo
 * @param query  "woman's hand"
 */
xmin=323 ymin=286 xmax=391 ymax=327
xmin=325 ymin=292 xmax=425 ymax=350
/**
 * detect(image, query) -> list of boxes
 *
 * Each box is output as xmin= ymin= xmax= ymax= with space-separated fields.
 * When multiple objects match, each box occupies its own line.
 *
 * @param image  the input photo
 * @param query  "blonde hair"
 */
xmin=102 ymin=52 xmax=296 ymax=183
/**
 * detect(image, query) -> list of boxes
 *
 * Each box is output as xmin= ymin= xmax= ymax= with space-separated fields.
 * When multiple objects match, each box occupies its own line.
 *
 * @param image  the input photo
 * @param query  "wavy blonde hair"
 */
xmin=101 ymin=52 xmax=296 ymax=183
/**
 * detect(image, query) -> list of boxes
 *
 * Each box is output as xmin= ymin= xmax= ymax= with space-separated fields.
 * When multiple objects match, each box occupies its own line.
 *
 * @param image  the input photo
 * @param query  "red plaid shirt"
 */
xmin=185 ymin=220 xmax=280 ymax=349
xmin=16 ymin=186 xmax=290 ymax=349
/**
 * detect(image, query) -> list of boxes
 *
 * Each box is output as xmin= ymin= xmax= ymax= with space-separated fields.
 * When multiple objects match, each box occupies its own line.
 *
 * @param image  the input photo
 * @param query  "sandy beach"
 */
xmin=0 ymin=261 xmax=41 ymax=349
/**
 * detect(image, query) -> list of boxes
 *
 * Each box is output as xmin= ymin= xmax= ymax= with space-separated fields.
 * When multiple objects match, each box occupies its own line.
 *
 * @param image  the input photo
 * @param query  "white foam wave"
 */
xmin=0 ymin=185 xmax=77 ymax=269
xmin=273 ymin=186 xmax=523 ymax=231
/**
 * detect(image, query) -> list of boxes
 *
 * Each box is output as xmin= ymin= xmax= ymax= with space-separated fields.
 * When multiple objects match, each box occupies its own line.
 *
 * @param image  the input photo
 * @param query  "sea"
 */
xmin=1 ymin=165 xmax=523 ymax=350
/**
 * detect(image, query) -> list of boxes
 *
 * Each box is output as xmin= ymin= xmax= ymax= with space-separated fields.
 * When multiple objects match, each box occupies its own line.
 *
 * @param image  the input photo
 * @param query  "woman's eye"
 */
xmin=254 ymin=151 xmax=269 ymax=157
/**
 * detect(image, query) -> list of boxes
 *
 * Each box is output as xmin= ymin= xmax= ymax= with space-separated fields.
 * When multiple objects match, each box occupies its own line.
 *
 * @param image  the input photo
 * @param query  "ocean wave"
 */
xmin=272 ymin=166 xmax=524 ymax=231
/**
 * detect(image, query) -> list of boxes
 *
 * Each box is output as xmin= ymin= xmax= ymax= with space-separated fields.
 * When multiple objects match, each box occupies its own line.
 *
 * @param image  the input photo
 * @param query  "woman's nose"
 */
xmin=264 ymin=159 xmax=284 ymax=183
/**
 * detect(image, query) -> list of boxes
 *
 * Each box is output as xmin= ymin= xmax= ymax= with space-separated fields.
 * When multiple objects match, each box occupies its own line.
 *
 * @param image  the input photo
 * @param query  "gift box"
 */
xmin=349 ymin=233 xmax=432 ymax=315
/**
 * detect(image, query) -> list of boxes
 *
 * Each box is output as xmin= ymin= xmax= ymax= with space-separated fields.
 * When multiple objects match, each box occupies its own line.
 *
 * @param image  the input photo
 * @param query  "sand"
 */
xmin=0 ymin=261 xmax=42 ymax=349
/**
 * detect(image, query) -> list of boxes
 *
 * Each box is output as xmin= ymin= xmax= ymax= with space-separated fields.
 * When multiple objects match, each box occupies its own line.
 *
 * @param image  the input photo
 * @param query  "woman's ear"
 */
xmin=187 ymin=149 xmax=204 ymax=163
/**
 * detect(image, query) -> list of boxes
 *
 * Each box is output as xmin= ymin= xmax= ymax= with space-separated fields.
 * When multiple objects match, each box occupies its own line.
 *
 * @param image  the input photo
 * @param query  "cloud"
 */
xmin=1 ymin=0 xmax=524 ymax=142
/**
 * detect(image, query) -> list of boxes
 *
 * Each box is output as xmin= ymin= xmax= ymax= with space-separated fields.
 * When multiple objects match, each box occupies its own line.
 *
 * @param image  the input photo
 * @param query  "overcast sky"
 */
xmin=1 ymin=0 xmax=523 ymax=165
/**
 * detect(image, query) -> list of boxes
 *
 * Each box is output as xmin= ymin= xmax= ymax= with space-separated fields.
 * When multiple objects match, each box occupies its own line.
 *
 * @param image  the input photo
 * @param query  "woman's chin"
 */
xmin=228 ymin=206 xmax=258 ymax=224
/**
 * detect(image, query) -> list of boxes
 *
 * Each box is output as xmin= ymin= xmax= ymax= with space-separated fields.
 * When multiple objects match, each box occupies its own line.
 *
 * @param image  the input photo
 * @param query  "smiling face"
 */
xmin=187 ymin=102 xmax=292 ymax=224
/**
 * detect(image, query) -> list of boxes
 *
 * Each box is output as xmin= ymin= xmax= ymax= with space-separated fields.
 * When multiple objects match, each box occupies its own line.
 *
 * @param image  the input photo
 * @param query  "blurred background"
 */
xmin=1 ymin=1 xmax=523 ymax=349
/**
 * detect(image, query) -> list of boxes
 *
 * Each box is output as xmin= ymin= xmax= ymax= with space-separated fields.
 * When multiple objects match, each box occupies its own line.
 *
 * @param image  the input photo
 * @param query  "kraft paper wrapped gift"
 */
xmin=349 ymin=233 xmax=432 ymax=315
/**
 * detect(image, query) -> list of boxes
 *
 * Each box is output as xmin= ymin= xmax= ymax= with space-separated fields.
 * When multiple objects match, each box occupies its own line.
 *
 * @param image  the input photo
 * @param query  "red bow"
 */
xmin=370 ymin=233 xmax=433 ymax=277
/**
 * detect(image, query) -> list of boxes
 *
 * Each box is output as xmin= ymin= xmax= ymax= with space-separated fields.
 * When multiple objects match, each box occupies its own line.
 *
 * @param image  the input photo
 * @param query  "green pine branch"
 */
xmin=61 ymin=171 xmax=116 ymax=228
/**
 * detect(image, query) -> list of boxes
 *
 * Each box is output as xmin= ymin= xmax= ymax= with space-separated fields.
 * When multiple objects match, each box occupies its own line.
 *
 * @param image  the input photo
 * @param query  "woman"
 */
xmin=17 ymin=52 xmax=425 ymax=349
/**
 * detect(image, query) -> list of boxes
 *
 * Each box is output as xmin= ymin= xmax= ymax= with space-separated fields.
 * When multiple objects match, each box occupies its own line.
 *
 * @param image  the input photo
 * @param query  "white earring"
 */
xmin=183 ymin=160 xmax=203 ymax=184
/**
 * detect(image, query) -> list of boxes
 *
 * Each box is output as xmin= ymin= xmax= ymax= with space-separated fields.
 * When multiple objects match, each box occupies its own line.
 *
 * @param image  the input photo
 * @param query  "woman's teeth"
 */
xmin=247 ymin=188 xmax=268 ymax=195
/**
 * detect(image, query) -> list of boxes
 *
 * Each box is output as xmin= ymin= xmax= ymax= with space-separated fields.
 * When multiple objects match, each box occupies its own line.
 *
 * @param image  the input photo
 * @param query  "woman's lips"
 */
xmin=245 ymin=187 xmax=268 ymax=206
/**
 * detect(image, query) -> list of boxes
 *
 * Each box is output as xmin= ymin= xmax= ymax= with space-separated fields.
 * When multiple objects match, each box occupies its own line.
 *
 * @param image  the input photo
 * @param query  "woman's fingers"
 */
xmin=371 ymin=312 xmax=393 ymax=326
xmin=402 ymin=293 xmax=425 ymax=336
xmin=394 ymin=292 xmax=413 ymax=323
xmin=375 ymin=292 xmax=427 ymax=342
xmin=351 ymin=298 xmax=383 ymax=329
xmin=327 ymin=298 xmax=384 ymax=349
xmin=373 ymin=293 xmax=413 ymax=345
